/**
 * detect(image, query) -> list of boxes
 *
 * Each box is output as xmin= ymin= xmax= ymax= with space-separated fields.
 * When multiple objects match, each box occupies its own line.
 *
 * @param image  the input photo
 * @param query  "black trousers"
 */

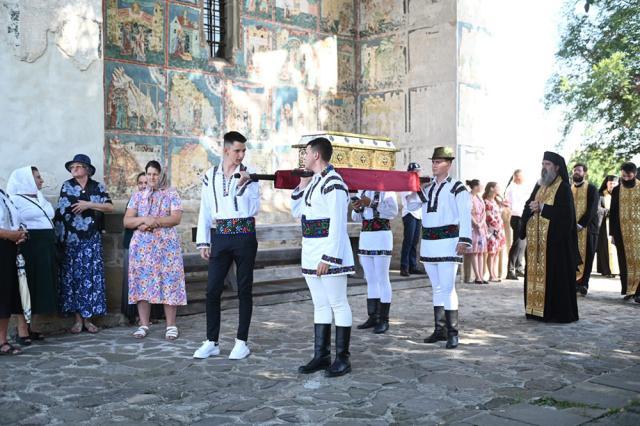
xmin=578 ymin=233 xmax=599 ymax=289
xmin=401 ymin=215 xmax=421 ymax=269
xmin=206 ymin=232 xmax=258 ymax=342
xmin=508 ymin=216 xmax=526 ymax=274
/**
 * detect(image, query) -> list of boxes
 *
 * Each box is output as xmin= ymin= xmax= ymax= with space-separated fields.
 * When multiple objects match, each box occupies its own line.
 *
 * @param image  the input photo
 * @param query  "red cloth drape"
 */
xmin=273 ymin=168 xmax=421 ymax=192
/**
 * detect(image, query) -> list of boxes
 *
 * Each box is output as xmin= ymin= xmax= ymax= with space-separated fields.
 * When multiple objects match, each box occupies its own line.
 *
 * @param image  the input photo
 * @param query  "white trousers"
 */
xmin=304 ymin=275 xmax=353 ymax=327
xmin=424 ymin=262 xmax=459 ymax=310
xmin=359 ymin=255 xmax=392 ymax=303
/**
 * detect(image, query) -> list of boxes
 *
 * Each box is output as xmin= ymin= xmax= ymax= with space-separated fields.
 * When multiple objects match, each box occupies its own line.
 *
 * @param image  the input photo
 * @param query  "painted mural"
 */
xmin=276 ymin=28 xmax=314 ymax=88
xmin=105 ymin=61 xmax=166 ymax=133
xmin=243 ymin=20 xmax=274 ymax=83
xmin=104 ymin=133 xmax=165 ymax=198
xmin=244 ymin=0 xmax=272 ymax=19
xmin=320 ymin=0 xmax=354 ymax=35
xmin=168 ymin=3 xmax=207 ymax=70
xmin=226 ymin=83 xmax=270 ymax=140
xmin=168 ymin=71 xmax=223 ymax=137
xmin=320 ymin=94 xmax=356 ymax=133
xmin=275 ymin=0 xmax=319 ymax=30
xmin=337 ymin=38 xmax=355 ymax=92
xmin=360 ymin=91 xmax=405 ymax=139
xmin=360 ymin=36 xmax=406 ymax=91
xmin=170 ymin=137 xmax=220 ymax=199
xmin=105 ymin=0 xmax=165 ymax=65
xmin=359 ymin=0 xmax=404 ymax=37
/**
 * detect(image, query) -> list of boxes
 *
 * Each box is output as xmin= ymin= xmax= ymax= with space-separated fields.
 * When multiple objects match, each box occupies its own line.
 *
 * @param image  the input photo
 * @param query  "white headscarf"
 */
xmin=7 ymin=166 xmax=38 ymax=196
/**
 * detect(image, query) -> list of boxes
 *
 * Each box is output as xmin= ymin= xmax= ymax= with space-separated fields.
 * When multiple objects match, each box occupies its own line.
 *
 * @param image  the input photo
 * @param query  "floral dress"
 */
xmin=127 ymin=188 xmax=186 ymax=306
xmin=470 ymin=195 xmax=487 ymax=254
xmin=55 ymin=178 xmax=111 ymax=318
xmin=485 ymin=198 xmax=506 ymax=255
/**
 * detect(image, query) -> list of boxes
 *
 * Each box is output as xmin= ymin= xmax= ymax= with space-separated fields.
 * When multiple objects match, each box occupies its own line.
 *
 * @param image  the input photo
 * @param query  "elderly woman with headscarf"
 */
xmin=55 ymin=154 xmax=113 ymax=334
xmin=7 ymin=166 xmax=58 ymax=344
xmin=124 ymin=160 xmax=186 ymax=340
xmin=0 ymin=187 xmax=27 ymax=355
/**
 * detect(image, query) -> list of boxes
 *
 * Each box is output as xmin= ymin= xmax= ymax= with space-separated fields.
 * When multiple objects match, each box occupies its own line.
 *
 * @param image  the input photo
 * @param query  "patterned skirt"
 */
xmin=59 ymin=233 xmax=107 ymax=318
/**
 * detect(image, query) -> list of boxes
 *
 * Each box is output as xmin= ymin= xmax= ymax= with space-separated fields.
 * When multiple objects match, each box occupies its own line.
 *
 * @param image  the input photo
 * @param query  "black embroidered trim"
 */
xmin=417 ymin=190 xmax=427 ymax=203
xmin=422 ymin=224 xmax=459 ymax=240
xmin=233 ymin=164 xmax=247 ymax=211
xmin=320 ymin=164 xmax=335 ymax=177
xmin=304 ymin=176 xmax=322 ymax=207
xmin=202 ymin=174 xmax=209 ymax=186
xmin=322 ymin=254 xmax=343 ymax=265
xmin=361 ymin=218 xmax=391 ymax=232
xmin=358 ymin=249 xmax=392 ymax=256
xmin=458 ymin=237 xmax=472 ymax=245
xmin=212 ymin=166 xmax=219 ymax=213
xmin=323 ymin=184 xmax=348 ymax=195
xmin=291 ymin=190 xmax=304 ymax=200
xmin=301 ymin=265 xmax=356 ymax=275
xmin=320 ymin=175 xmax=343 ymax=192
xmin=301 ymin=216 xmax=330 ymax=238
xmin=420 ymin=256 xmax=463 ymax=263
xmin=450 ymin=181 xmax=462 ymax=194
xmin=427 ymin=178 xmax=451 ymax=213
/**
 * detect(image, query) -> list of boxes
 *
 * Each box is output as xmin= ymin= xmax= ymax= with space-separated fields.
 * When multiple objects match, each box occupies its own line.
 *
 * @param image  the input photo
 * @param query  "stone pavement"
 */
xmin=1 ymin=275 xmax=639 ymax=425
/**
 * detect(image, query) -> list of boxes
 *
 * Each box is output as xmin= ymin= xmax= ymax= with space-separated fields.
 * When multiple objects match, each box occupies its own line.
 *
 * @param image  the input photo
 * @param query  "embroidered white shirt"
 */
xmin=351 ymin=190 xmax=398 ymax=254
xmin=196 ymin=163 xmax=260 ymax=248
xmin=400 ymin=191 xmax=422 ymax=220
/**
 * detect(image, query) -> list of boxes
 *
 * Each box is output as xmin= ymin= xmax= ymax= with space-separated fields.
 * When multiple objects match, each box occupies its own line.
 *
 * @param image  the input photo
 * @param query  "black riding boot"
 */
xmin=325 ymin=326 xmax=351 ymax=377
xmin=423 ymin=306 xmax=447 ymax=343
xmin=445 ymin=310 xmax=459 ymax=349
xmin=298 ymin=324 xmax=331 ymax=374
xmin=357 ymin=298 xmax=379 ymax=329
xmin=373 ymin=303 xmax=390 ymax=334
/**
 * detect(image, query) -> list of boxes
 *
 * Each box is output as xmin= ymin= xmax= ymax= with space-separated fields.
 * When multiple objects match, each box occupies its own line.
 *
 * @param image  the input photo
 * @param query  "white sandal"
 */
xmin=165 ymin=326 xmax=179 ymax=341
xmin=133 ymin=325 xmax=149 ymax=339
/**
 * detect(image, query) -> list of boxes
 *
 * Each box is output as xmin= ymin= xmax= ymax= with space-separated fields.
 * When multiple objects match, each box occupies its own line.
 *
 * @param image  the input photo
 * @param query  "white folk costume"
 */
xmin=291 ymin=164 xmax=353 ymax=377
xmin=351 ymin=190 xmax=398 ymax=333
xmin=407 ymin=147 xmax=472 ymax=349
xmin=195 ymin=163 xmax=260 ymax=359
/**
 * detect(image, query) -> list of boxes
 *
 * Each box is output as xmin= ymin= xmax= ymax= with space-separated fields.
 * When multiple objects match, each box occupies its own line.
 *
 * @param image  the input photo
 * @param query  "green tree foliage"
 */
xmin=546 ymin=0 xmax=640 ymax=157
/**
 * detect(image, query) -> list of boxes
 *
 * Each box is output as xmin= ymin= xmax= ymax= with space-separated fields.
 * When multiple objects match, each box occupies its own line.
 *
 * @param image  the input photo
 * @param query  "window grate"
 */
xmin=203 ymin=0 xmax=226 ymax=58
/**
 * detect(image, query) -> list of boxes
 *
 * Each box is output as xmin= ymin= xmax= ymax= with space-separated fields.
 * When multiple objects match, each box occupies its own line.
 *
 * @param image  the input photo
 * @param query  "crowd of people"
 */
xmin=1 ymin=134 xmax=638 ymax=380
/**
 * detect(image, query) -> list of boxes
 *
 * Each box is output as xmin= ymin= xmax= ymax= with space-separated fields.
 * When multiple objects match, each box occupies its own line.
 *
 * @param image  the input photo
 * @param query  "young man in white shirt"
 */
xmin=505 ymin=170 xmax=528 ymax=280
xmin=193 ymin=131 xmax=261 ymax=360
xmin=407 ymin=147 xmax=472 ymax=349
xmin=400 ymin=162 xmax=423 ymax=276
xmin=291 ymin=137 xmax=355 ymax=377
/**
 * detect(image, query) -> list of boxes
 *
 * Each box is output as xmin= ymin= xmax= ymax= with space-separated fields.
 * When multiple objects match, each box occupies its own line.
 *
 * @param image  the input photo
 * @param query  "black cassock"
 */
xmin=575 ymin=182 xmax=600 ymax=288
xmin=520 ymin=179 xmax=580 ymax=323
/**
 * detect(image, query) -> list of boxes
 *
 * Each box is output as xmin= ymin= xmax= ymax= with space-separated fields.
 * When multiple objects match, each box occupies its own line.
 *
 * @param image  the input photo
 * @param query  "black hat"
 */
xmin=65 ymin=154 xmax=96 ymax=176
xmin=407 ymin=162 xmax=421 ymax=172
xmin=543 ymin=151 xmax=569 ymax=183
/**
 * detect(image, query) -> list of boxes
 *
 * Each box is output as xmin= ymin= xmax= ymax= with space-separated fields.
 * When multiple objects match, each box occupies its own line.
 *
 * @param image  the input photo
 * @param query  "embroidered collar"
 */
xmin=319 ymin=164 xmax=334 ymax=178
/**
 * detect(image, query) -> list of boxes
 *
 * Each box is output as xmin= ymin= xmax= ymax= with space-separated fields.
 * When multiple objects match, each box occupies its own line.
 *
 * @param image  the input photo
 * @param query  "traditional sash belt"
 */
xmin=301 ymin=215 xmax=330 ymax=238
xmin=422 ymin=224 xmax=459 ymax=240
xmin=214 ymin=217 xmax=256 ymax=235
xmin=362 ymin=218 xmax=391 ymax=232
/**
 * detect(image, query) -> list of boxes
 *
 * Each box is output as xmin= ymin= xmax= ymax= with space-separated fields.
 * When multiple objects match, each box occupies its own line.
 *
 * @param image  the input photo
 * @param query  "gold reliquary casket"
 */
xmin=293 ymin=132 xmax=399 ymax=170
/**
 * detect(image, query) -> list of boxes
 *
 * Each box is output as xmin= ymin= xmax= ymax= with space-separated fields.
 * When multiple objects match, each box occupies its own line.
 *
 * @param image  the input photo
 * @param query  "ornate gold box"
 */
xmin=293 ymin=132 xmax=399 ymax=170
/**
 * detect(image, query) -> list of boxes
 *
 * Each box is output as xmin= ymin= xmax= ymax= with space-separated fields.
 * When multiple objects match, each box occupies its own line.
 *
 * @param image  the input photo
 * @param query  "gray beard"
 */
xmin=538 ymin=169 xmax=557 ymax=187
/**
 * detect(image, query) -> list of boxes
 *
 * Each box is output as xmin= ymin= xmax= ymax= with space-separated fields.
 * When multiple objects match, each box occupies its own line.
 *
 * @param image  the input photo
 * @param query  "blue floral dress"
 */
xmin=55 ymin=178 xmax=112 ymax=318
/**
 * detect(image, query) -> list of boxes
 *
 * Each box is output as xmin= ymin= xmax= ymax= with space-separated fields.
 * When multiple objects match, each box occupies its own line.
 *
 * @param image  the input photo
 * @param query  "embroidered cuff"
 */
xmin=458 ymin=237 xmax=472 ymax=246
xmin=321 ymin=254 xmax=343 ymax=265
xmin=196 ymin=243 xmax=210 ymax=249
xmin=301 ymin=265 xmax=355 ymax=275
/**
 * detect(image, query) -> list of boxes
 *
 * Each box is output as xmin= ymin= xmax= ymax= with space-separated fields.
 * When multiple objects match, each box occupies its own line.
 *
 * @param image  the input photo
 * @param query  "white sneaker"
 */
xmin=228 ymin=339 xmax=250 ymax=360
xmin=193 ymin=340 xmax=220 ymax=359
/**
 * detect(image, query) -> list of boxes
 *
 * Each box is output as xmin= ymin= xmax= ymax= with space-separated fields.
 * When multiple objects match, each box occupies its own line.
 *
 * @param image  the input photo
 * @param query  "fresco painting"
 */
xmin=276 ymin=28 xmax=315 ymax=88
xmin=320 ymin=94 xmax=356 ymax=133
xmin=359 ymin=0 xmax=404 ymax=37
xmin=360 ymin=91 xmax=405 ymax=139
xmin=168 ymin=3 xmax=208 ymax=70
xmin=169 ymin=137 xmax=221 ymax=199
xmin=243 ymin=20 xmax=275 ymax=83
xmin=226 ymin=83 xmax=271 ymax=140
xmin=320 ymin=0 xmax=354 ymax=35
xmin=104 ymin=133 xmax=165 ymax=198
xmin=105 ymin=61 xmax=166 ymax=133
xmin=168 ymin=71 xmax=223 ymax=138
xmin=275 ymin=0 xmax=319 ymax=30
xmin=337 ymin=38 xmax=356 ymax=92
xmin=360 ymin=36 xmax=406 ymax=91
xmin=244 ymin=0 xmax=272 ymax=19
xmin=105 ymin=0 xmax=165 ymax=65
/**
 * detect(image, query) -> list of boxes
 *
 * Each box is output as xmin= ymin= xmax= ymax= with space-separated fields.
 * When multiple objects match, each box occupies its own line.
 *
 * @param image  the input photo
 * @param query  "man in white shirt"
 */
xmin=407 ymin=147 xmax=472 ymax=349
xmin=505 ymin=170 xmax=528 ymax=280
xmin=400 ymin=162 xmax=423 ymax=276
xmin=193 ymin=131 xmax=261 ymax=360
xmin=291 ymin=137 xmax=354 ymax=377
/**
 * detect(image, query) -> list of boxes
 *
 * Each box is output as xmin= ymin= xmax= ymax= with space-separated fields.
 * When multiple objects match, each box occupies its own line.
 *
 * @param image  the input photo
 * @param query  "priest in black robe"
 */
xmin=609 ymin=162 xmax=640 ymax=303
xmin=571 ymin=163 xmax=600 ymax=296
xmin=519 ymin=151 xmax=580 ymax=323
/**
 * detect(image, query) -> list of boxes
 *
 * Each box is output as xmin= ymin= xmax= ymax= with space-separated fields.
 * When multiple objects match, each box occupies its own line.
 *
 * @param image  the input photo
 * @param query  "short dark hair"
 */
xmin=31 ymin=166 xmax=38 ymax=172
xmin=306 ymin=137 xmax=333 ymax=162
xmin=145 ymin=160 xmax=162 ymax=173
xmin=136 ymin=171 xmax=146 ymax=181
xmin=621 ymin=162 xmax=637 ymax=174
xmin=466 ymin=179 xmax=480 ymax=189
xmin=223 ymin=131 xmax=247 ymax=147
xmin=573 ymin=163 xmax=588 ymax=172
